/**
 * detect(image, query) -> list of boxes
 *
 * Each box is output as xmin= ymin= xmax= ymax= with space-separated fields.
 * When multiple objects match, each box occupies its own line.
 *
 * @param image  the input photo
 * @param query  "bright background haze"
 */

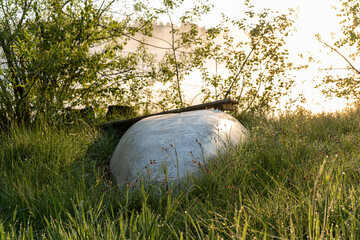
xmin=153 ymin=0 xmax=352 ymax=113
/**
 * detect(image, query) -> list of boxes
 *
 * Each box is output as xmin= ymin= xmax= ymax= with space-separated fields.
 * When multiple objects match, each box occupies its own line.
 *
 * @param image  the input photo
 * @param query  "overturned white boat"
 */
xmin=110 ymin=109 xmax=249 ymax=186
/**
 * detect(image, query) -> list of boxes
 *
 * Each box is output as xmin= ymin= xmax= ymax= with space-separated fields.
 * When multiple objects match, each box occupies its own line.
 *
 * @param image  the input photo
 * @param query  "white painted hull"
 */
xmin=110 ymin=109 xmax=249 ymax=187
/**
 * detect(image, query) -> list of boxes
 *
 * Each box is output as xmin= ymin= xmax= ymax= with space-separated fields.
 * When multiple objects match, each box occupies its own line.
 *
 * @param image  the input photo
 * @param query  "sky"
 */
xmin=218 ymin=0 xmax=353 ymax=113
xmin=253 ymin=0 xmax=350 ymax=113
xmin=151 ymin=0 xmax=353 ymax=113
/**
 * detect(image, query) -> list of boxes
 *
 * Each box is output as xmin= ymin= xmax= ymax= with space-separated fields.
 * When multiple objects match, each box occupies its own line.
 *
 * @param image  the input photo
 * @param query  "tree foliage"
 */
xmin=318 ymin=0 xmax=360 ymax=100
xmin=0 ymin=0 xmax=155 ymax=125
xmin=146 ymin=0 xmax=219 ymax=109
xmin=0 ymin=0 xmax=297 ymax=126
xmin=200 ymin=1 xmax=295 ymax=113
xmin=143 ymin=0 xmax=296 ymax=113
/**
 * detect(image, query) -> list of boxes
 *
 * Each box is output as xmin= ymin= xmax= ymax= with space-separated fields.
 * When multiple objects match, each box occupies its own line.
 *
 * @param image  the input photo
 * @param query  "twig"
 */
xmin=317 ymin=37 xmax=360 ymax=75
xmin=223 ymin=39 xmax=260 ymax=99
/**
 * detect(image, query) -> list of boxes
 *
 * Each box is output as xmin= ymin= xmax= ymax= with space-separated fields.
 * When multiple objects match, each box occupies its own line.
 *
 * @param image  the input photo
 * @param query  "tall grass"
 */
xmin=1 ymin=106 xmax=360 ymax=239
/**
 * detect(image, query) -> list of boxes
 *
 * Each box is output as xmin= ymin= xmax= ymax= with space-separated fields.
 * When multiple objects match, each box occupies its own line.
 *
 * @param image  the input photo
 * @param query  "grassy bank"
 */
xmin=1 ymin=107 xmax=360 ymax=239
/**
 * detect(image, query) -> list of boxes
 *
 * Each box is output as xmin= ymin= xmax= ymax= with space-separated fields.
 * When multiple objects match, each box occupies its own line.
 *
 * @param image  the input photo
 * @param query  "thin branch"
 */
xmin=74 ymin=81 xmax=99 ymax=104
xmin=15 ymin=0 xmax=30 ymax=33
xmin=122 ymin=33 xmax=173 ymax=50
xmin=242 ymin=60 xmax=270 ymax=113
xmin=223 ymin=39 xmax=260 ymax=99
xmin=168 ymin=9 xmax=183 ymax=107
xmin=100 ymin=24 xmax=192 ymax=53
xmin=318 ymin=37 xmax=360 ymax=75
xmin=96 ymin=0 xmax=109 ymax=17
xmin=15 ymin=58 xmax=55 ymax=108
xmin=319 ymin=67 xmax=354 ymax=71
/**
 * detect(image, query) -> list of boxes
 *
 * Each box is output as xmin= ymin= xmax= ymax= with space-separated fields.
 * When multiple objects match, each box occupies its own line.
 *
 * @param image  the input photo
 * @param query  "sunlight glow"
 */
xmin=203 ymin=0 xmax=352 ymax=114
xmin=153 ymin=0 xmax=353 ymax=113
